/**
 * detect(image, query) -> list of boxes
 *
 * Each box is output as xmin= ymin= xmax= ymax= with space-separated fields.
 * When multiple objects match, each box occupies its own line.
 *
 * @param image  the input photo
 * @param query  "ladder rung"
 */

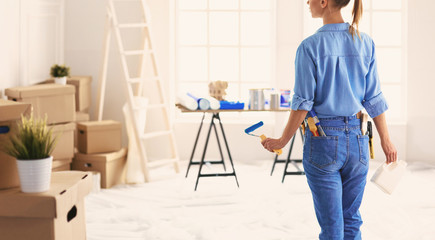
xmin=142 ymin=130 xmax=172 ymax=139
xmin=118 ymin=23 xmax=148 ymax=28
xmin=128 ymin=76 xmax=159 ymax=83
xmin=148 ymin=158 xmax=178 ymax=168
xmin=122 ymin=50 xmax=154 ymax=56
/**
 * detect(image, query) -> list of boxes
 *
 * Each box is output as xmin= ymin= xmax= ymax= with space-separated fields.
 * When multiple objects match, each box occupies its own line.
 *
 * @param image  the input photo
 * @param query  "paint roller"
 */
xmin=187 ymin=92 xmax=210 ymax=110
xmin=244 ymin=121 xmax=282 ymax=155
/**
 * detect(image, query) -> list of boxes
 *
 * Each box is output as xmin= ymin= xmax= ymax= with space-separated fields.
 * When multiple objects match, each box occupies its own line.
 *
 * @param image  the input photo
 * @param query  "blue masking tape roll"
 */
xmin=244 ymin=121 xmax=264 ymax=134
xmin=0 ymin=126 xmax=10 ymax=134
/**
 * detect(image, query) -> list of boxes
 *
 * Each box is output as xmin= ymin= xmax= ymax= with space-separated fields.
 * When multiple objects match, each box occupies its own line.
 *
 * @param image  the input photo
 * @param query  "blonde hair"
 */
xmin=333 ymin=0 xmax=363 ymax=39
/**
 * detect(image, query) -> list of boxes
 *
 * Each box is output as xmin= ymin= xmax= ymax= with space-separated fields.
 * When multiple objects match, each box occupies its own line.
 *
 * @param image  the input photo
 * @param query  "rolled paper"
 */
xmin=177 ymin=93 xmax=198 ymax=110
xmin=204 ymin=96 xmax=220 ymax=110
xmin=187 ymin=92 xmax=210 ymax=110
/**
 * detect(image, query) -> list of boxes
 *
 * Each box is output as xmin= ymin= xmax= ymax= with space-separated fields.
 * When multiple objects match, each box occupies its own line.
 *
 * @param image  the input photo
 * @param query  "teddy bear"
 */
xmin=208 ymin=80 xmax=228 ymax=101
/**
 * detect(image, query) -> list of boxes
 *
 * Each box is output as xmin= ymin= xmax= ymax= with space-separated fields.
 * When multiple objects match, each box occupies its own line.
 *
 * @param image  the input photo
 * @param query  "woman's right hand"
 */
xmin=381 ymin=139 xmax=397 ymax=164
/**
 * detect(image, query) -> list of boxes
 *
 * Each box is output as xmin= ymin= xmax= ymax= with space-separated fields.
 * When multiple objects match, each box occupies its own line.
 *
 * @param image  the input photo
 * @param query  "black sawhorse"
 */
xmin=185 ymin=112 xmax=239 ymax=191
xmin=270 ymin=127 xmax=305 ymax=183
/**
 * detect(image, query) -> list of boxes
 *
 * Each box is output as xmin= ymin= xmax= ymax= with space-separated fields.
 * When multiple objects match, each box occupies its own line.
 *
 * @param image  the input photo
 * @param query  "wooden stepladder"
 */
xmin=95 ymin=0 xmax=180 ymax=182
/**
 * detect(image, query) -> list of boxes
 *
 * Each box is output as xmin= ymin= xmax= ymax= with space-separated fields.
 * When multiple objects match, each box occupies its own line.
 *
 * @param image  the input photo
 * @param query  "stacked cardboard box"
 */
xmin=72 ymin=120 xmax=126 ymax=188
xmin=41 ymin=76 xmax=93 ymax=149
xmin=0 ymin=171 xmax=92 ymax=240
xmin=0 ymin=100 xmax=32 ymax=190
xmin=43 ymin=76 xmax=92 ymax=113
xmin=5 ymin=84 xmax=77 ymax=171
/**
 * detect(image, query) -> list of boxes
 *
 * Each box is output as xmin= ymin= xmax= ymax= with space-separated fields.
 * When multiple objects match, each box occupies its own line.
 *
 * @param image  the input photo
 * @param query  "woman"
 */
xmin=261 ymin=0 xmax=397 ymax=239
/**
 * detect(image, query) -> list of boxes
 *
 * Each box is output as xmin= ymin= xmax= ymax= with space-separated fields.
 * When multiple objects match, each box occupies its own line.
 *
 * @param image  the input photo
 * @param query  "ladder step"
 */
xmin=128 ymin=76 xmax=159 ymax=83
xmin=122 ymin=50 xmax=154 ymax=56
xmin=142 ymin=130 xmax=172 ymax=139
xmin=148 ymin=158 xmax=178 ymax=168
xmin=118 ymin=23 xmax=148 ymax=28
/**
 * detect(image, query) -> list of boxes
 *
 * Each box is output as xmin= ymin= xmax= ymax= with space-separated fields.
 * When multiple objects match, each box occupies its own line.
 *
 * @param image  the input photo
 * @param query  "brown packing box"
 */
xmin=49 ymin=122 xmax=75 ymax=160
xmin=72 ymin=148 xmax=127 ymax=188
xmin=52 ymin=158 xmax=72 ymax=172
xmin=44 ymin=76 xmax=92 ymax=112
xmin=74 ymin=111 xmax=90 ymax=148
xmin=0 ymin=171 xmax=92 ymax=240
xmin=0 ymin=100 xmax=32 ymax=189
xmin=5 ymin=84 xmax=76 ymax=124
xmin=77 ymin=120 xmax=122 ymax=154
xmin=75 ymin=111 xmax=90 ymax=122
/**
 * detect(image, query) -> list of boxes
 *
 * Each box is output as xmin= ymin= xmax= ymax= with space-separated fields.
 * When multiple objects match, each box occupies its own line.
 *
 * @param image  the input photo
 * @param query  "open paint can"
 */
xmin=249 ymin=89 xmax=265 ymax=110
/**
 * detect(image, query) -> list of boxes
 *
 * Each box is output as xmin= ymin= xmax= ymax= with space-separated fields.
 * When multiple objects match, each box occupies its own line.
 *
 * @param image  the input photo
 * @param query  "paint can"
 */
xmin=249 ymin=89 xmax=265 ymax=110
xmin=280 ymin=89 xmax=291 ymax=107
xmin=270 ymin=93 xmax=280 ymax=110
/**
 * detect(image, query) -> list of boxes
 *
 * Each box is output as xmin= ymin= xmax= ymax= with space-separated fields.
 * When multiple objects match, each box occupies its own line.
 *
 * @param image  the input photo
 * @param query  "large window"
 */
xmin=303 ymin=0 xmax=407 ymax=122
xmin=175 ymin=0 xmax=275 ymax=118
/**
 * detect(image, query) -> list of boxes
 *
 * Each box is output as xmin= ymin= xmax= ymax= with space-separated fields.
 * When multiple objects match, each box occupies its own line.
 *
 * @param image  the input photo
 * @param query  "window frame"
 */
xmin=172 ymin=0 xmax=277 ymax=122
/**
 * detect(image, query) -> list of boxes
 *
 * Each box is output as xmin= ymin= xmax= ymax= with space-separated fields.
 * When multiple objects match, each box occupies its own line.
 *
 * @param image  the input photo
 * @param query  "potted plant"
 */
xmin=50 ymin=64 xmax=70 ymax=85
xmin=4 ymin=114 xmax=58 ymax=193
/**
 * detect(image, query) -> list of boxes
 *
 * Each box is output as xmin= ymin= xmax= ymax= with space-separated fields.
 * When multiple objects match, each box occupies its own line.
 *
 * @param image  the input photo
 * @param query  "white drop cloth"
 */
xmin=85 ymin=161 xmax=435 ymax=240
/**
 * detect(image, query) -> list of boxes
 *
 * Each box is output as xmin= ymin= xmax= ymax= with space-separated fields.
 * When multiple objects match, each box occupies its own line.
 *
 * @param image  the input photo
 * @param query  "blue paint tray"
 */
xmin=219 ymin=101 xmax=244 ymax=110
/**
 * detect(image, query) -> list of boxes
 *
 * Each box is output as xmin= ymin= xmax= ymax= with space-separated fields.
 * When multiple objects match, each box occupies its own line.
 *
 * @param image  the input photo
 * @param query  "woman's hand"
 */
xmin=372 ymin=112 xmax=398 ymax=164
xmin=381 ymin=139 xmax=397 ymax=164
xmin=261 ymin=137 xmax=286 ymax=153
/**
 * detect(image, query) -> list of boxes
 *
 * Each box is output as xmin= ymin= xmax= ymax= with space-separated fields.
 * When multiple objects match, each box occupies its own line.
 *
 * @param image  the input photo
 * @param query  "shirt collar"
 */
xmin=316 ymin=23 xmax=350 ymax=33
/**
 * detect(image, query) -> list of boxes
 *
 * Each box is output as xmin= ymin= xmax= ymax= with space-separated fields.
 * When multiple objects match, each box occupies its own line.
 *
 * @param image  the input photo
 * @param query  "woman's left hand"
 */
xmin=261 ymin=137 xmax=286 ymax=153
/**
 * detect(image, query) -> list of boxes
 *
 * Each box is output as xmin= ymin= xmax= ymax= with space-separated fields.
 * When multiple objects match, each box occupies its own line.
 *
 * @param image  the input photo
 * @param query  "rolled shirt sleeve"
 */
xmin=363 ymin=40 xmax=389 ymax=118
xmin=291 ymin=42 xmax=316 ymax=111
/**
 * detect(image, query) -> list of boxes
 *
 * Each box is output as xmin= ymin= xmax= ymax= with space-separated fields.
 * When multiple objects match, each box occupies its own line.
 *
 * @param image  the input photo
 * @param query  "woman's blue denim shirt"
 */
xmin=291 ymin=23 xmax=388 ymax=118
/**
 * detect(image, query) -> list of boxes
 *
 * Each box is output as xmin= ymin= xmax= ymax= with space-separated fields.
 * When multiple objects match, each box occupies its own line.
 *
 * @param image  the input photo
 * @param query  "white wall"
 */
xmin=407 ymin=0 xmax=435 ymax=163
xmin=1 ymin=0 xmax=64 ymax=93
xmin=62 ymin=0 xmax=434 ymax=164
xmin=0 ymin=0 xmax=20 ymax=95
xmin=65 ymin=0 xmax=172 ymax=148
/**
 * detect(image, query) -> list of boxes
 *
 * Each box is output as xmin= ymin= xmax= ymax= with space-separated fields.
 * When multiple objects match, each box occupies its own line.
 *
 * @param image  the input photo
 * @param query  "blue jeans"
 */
xmin=303 ymin=115 xmax=369 ymax=240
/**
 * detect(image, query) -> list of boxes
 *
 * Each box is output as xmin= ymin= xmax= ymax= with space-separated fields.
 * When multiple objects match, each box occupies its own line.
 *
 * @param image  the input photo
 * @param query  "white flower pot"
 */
xmin=54 ymin=76 xmax=67 ymax=85
xmin=16 ymin=156 xmax=53 ymax=193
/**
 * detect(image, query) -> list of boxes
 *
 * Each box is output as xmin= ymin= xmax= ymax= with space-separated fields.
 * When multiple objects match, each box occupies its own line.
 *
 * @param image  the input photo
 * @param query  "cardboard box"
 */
xmin=49 ymin=122 xmax=75 ymax=160
xmin=5 ymin=84 xmax=76 ymax=124
xmin=74 ymin=112 xmax=90 ymax=148
xmin=45 ymin=76 xmax=92 ymax=112
xmin=77 ymin=120 xmax=122 ymax=154
xmin=72 ymin=148 xmax=127 ymax=188
xmin=75 ymin=111 xmax=90 ymax=122
xmin=0 ymin=171 xmax=92 ymax=240
xmin=0 ymin=100 xmax=32 ymax=189
xmin=52 ymin=158 xmax=72 ymax=172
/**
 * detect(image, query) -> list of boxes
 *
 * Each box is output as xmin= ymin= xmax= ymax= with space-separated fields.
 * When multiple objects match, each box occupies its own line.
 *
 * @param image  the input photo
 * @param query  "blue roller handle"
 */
xmin=244 ymin=121 xmax=264 ymax=134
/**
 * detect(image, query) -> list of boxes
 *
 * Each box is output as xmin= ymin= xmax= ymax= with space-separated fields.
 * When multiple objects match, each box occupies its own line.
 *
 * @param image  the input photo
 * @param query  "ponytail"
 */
xmin=349 ymin=0 xmax=363 ymax=39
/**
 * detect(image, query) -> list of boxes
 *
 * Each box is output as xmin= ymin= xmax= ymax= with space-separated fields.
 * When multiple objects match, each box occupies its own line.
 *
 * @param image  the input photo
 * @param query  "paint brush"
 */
xmin=244 ymin=121 xmax=282 ymax=155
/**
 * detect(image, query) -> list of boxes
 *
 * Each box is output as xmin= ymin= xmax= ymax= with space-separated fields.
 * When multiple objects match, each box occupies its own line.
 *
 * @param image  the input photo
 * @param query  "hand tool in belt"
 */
xmin=367 ymin=121 xmax=375 ymax=159
xmin=308 ymin=110 xmax=326 ymax=136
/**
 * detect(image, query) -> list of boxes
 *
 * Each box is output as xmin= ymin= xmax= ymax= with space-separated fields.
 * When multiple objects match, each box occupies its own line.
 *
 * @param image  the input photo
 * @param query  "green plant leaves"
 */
xmin=50 ymin=64 xmax=70 ymax=78
xmin=4 ymin=114 xmax=58 ymax=160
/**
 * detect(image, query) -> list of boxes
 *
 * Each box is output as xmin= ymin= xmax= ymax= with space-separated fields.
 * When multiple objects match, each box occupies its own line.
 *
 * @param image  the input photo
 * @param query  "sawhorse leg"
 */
xmin=185 ymin=113 xmax=226 ymax=178
xmin=188 ymin=113 xmax=239 ymax=191
xmin=270 ymin=127 xmax=305 ymax=182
